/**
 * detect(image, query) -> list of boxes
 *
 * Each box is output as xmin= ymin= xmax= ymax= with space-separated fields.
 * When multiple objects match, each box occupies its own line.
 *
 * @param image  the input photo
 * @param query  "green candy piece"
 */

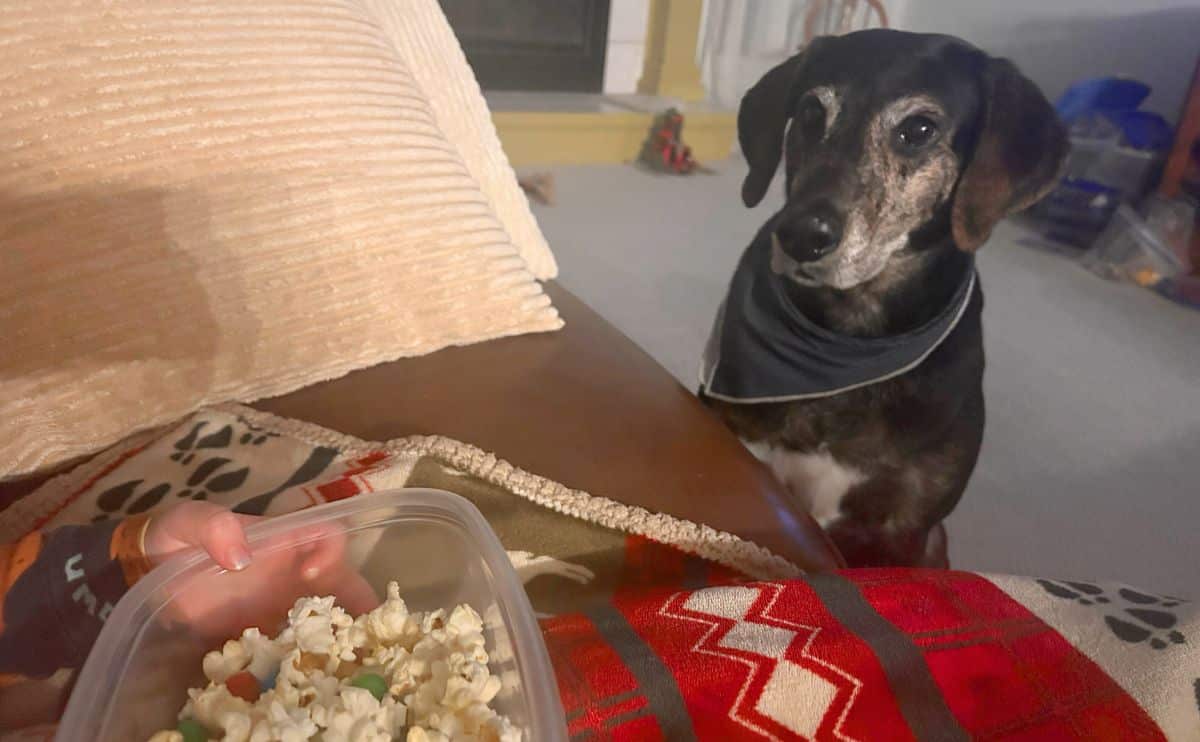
xmin=349 ymin=672 xmax=389 ymax=701
xmin=177 ymin=718 xmax=210 ymax=742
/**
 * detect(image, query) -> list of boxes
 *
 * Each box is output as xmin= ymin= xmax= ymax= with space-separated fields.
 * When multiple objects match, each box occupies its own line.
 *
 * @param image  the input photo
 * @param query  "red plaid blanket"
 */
xmin=544 ymin=568 xmax=1198 ymax=741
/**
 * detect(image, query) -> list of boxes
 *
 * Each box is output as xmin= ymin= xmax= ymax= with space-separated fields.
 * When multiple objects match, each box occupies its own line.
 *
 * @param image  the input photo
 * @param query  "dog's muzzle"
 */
xmin=773 ymin=202 xmax=843 ymax=264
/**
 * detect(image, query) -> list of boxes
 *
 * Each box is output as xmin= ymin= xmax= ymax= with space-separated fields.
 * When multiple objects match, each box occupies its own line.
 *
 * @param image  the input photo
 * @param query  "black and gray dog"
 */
xmin=699 ymin=30 xmax=1067 ymax=567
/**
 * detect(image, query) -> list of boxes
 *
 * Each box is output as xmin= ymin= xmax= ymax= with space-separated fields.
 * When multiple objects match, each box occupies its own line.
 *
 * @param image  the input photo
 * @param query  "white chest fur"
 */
xmin=742 ymin=440 xmax=866 ymax=527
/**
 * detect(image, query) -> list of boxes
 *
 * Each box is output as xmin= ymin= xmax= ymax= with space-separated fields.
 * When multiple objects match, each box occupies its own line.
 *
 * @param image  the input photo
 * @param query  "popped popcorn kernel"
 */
xmin=150 ymin=582 xmax=518 ymax=742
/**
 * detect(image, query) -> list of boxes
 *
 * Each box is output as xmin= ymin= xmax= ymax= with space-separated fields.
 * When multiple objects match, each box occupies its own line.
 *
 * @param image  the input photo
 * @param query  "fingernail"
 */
xmin=230 ymin=546 xmax=252 ymax=571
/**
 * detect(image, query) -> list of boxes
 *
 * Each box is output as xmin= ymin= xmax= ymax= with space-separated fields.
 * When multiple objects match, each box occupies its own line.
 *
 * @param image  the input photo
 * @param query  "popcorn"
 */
xmin=363 ymin=583 xmax=422 ymax=649
xmin=150 ymin=582 xmax=518 ymax=741
xmin=281 ymin=596 xmax=354 ymax=656
xmin=242 ymin=628 xmax=289 ymax=680
xmin=203 ymin=639 xmax=250 ymax=684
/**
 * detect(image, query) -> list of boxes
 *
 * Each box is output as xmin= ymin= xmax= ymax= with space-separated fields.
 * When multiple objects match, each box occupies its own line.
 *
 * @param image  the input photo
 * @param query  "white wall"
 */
xmin=604 ymin=0 xmax=812 ymax=100
xmin=603 ymin=0 xmax=650 ymax=94
xmin=698 ymin=0 xmax=896 ymax=109
xmin=892 ymin=0 xmax=1200 ymax=124
xmin=699 ymin=1 xmax=814 ymax=109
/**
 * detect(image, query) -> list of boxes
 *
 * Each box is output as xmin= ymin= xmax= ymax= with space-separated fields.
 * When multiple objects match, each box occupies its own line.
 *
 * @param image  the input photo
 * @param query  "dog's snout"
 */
xmin=775 ymin=204 xmax=843 ymax=263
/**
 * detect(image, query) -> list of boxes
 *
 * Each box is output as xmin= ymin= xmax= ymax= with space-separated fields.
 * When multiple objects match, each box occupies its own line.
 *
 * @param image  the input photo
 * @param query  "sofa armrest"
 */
xmin=1 ymin=285 xmax=842 ymax=572
xmin=254 ymin=283 xmax=843 ymax=572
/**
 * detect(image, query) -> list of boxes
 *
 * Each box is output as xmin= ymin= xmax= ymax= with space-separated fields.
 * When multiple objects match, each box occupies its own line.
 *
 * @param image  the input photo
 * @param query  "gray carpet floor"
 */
xmin=531 ymin=159 xmax=1200 ymax=596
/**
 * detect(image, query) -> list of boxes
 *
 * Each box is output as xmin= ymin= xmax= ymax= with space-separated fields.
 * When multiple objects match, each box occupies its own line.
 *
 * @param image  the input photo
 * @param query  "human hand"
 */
xmin=142 ymin=503 xmax=378 ymax=638
xmin=143 ymin=501 xmax=256 ymax=571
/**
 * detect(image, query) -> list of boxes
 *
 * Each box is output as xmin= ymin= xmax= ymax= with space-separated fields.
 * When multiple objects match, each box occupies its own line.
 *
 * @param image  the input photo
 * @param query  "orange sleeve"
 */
xmin=0 ymin=515 xmax=157 ymax=681
xmin=110 ymin=514 xmax=153 ymax=587
xmin=0 ymin=531 xmax=45 ymax=635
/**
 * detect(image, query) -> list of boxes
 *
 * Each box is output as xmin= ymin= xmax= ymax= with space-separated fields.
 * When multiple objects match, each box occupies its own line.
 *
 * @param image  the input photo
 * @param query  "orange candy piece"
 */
xmin=225 ymin=671 xmax=261 ymax=702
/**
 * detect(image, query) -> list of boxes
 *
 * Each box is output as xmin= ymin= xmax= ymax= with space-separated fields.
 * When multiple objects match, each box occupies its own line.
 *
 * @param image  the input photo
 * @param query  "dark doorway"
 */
xmin=439 ymin=1 xmax=611 ymax=92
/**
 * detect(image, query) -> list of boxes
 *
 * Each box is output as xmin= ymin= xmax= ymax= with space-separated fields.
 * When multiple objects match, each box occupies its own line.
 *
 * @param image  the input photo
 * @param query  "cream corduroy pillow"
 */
xmin=0 ymin=0 xmax=562 ymax=479
xmin=361 ymin=0 xmax=558 ymax=280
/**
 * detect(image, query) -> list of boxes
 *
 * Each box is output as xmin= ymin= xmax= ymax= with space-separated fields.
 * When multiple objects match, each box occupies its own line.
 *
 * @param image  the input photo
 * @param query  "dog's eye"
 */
xmin=894 ymin=115 xmax=939 ymax=151
xmin=796 ymin=97 xmax=826 ymax=140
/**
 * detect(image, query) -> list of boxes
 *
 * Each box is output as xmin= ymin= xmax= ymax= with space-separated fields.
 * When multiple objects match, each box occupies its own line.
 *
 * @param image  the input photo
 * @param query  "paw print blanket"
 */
xmin=2 ymin=405 xmax=1196 ymax=740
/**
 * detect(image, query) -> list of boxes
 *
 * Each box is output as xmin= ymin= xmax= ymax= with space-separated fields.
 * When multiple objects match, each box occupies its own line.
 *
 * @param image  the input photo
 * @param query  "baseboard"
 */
xmin=493 ymin=108 xmax=735 ymax=167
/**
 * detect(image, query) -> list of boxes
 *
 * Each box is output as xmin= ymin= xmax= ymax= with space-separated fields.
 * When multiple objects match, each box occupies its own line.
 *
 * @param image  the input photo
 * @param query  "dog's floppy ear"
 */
xmin=951 ymin=57 xmax=1068 ymax=251
xmin=738 ymin=52 xmax=805 ymax=208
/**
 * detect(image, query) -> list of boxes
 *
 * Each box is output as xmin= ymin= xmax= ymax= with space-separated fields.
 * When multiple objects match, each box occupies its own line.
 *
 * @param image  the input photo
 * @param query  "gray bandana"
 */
xmin=701 ymin=240 xmax=975 ymax=403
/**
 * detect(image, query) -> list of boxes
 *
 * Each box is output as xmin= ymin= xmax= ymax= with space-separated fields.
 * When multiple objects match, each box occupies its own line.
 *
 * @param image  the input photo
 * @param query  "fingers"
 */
xmin=150 ymin=504 xmax=368 ymax=596
xmin=291 ymin=525 xmax=376 ymax=611
xmin=297 ymin=527 xmax=350 ymax=581
xmin=197 ymin=509 xmax=254 ymax=572
xmin=332 ymin=571 xmax=380 ymax=615
xmin=146 ymin=501 xmax=256 ymax=571
xmin=241 ymin=522 xmax=376 ymax=614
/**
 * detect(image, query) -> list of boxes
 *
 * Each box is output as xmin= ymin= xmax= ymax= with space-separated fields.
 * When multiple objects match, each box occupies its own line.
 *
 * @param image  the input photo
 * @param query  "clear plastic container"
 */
xmin=1080 ymin=203 xmax=1184 ymax=286
xmin=1142 ymin=194 xmax=1196 ymax=269
xmin=58 ymin=489 xmax=566 ymax=742
xmin=1064 ymin=137 xmax=1163 ymax=197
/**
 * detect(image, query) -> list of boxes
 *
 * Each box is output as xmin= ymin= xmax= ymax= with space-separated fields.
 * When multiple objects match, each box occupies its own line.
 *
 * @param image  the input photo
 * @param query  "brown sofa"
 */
xmin=256 ymin=283 xmax=844 ymax=572
xmin=1 ymin=283 xmax=843 ymax=573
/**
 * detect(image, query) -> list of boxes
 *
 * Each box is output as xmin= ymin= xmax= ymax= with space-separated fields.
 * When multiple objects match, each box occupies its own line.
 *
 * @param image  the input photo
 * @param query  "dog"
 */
xmin=699 ymin=30 xmax=1067 ymax=567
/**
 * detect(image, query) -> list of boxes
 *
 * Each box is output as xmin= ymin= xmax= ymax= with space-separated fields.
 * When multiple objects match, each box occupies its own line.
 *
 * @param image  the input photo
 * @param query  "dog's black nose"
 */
xmin=776 ymin=206 xmax=843 ymax=263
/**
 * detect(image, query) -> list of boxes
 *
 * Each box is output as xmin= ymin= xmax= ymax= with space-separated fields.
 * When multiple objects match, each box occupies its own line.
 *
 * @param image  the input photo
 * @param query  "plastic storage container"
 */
xmin=1080 ymin=203 xmax=1184 ymax=286
xmin=1142 ymin=194 xmax=1197 ymax=269
xmin=1026 ymin=139 xmax=1165 ymax=249
xmin=58 ymin=489 xmax=566 ymax=742
xmin=1064 ymin=136 xmax=1163 ymax=196
xmin=1025 ymin=177 xmax=1121 ymax=248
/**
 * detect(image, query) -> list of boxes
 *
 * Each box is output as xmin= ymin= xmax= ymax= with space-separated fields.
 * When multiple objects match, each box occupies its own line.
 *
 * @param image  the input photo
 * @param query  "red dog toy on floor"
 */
xmin=638 ymin=108 xmax=702 ymax=174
